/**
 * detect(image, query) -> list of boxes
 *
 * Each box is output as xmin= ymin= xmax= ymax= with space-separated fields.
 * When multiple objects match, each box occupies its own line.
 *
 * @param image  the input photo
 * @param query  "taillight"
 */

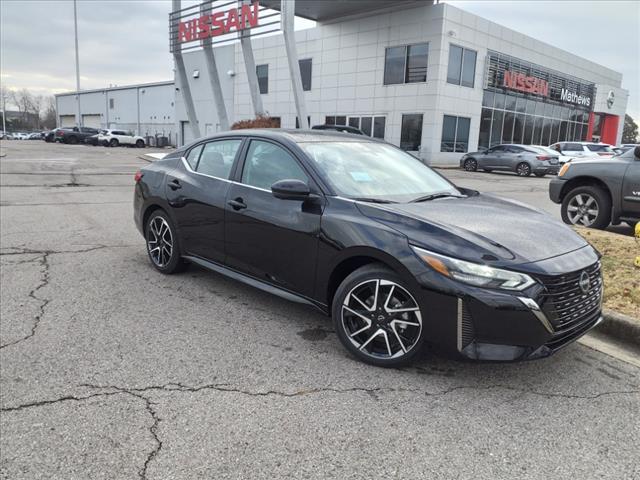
xmin=134 ymin=170 xmax=144 ymax=183
xmin=536 ymin=155 xmax=551 ymax=161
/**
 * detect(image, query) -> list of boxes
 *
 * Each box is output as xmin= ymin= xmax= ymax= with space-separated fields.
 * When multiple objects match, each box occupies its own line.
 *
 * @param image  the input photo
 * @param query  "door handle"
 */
xmin=227 ymin=198 xmax=247 ymax=210
xmin=168 ymin=179 xmax=182 ymax=190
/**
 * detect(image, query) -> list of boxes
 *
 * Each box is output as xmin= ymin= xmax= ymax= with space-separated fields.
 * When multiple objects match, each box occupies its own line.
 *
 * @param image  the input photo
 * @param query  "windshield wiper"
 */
xmin=351 ymin=197 xmax=397 ymax=204
xmin=410 ymin=193 xmax=465 ymax=203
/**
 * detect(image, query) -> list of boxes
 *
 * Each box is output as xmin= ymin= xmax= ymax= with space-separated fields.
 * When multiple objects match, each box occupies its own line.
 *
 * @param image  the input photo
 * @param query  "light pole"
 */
xmin=73 ymin=0 xmax=82 ymax=128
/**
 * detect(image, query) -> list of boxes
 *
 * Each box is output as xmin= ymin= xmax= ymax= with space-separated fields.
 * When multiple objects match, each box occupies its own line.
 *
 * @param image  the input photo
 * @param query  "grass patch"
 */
xmin=574 ymin=227 xmax=640 ymax=320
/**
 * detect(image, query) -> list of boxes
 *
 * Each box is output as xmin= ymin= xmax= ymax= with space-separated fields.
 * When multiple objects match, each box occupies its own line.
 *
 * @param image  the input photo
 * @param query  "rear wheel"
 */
xmin=516 ymin=162 xmax=531 ymax=177
xmin=136 ymin=139 xmax=145 ymax=148
xmin=333 ymin=264 xmax=426 ymax=367
xmin=144 ymin=211 xmax=186 ymax=274
xmin=109 ymin=138 xmax=119 ymax=147
xmin=463 ymin=158 xmax=477 ymax=172
xmin=561 ymin=186 xmax=611 ymax=229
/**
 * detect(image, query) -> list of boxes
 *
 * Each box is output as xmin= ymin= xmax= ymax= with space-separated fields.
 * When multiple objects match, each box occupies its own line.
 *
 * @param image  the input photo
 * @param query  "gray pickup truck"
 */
xmin=549 ymin=146 xmax=640 ymax=229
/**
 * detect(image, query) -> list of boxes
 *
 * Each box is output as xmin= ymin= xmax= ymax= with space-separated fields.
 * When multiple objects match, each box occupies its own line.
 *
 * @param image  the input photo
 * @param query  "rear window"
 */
xmin=586 ymin=144 xmax=614 ymax=153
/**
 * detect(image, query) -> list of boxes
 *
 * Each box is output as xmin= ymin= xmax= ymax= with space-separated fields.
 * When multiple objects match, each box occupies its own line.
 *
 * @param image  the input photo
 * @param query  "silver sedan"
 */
xmin=460 ymin=144 xmax=560 ymax=177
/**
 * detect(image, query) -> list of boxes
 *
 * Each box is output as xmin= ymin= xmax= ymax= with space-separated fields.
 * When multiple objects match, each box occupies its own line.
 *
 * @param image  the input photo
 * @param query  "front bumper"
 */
xmin=413 ymin=251 xmax=602 ymax=361
xmin=548 ymin=177 xmax=567 ymax=203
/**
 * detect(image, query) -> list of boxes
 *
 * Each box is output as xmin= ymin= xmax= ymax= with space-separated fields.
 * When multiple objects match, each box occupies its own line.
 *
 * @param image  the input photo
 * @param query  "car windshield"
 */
xmin=586 ymin=144 xmax=614 ymax=152
xmin=300 ymin=141 xmax=459 ymax=202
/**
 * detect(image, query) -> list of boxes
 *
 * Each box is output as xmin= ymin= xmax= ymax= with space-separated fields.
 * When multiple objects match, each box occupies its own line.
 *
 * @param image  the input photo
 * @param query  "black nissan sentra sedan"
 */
xmin=134 ymin=130 xmax=603 ymax=367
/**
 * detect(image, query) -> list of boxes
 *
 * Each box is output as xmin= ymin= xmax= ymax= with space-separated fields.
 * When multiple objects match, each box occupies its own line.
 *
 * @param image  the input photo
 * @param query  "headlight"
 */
xmin=411 ymin=246 xmax=536 ymax=291
xmin=558 ymin=163 xmax=571 ymax=176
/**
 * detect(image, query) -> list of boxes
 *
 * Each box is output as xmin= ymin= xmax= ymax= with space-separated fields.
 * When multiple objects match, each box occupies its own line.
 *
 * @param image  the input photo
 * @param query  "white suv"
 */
xmin=98 ymin=129 xmax=145 ymax=148
xmin=549 ymin=142 xmax=615 ymax=158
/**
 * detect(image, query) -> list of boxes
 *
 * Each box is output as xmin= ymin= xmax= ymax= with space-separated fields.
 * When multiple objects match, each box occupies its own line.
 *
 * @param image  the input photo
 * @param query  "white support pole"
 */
xmin=73 ymin=0 xmax=82 ymax=128
xmin=202 ymin=3 xmax=230 ymax=131
xmin=172 ymin=0 xmax=201 ymax=143
xmin=281 ymin=0 xmax=309 ymax=129
xmin=240 ymin=0 xmax=265 ymax=117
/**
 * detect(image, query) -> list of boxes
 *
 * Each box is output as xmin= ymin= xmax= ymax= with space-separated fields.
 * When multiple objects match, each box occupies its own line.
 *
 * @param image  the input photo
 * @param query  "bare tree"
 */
xmin=41 ymin=96 xmax=57 ymax=130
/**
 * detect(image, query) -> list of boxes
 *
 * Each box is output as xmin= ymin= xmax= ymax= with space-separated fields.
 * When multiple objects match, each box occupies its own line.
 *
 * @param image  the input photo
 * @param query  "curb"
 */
xmin=596 ymin=309 xmax=640 ymax=348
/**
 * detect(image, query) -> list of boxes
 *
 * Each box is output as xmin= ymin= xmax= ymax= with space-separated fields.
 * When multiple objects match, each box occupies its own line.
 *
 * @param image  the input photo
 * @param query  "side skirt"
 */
xmin=183 ymin=255 xmax=329 ymax=315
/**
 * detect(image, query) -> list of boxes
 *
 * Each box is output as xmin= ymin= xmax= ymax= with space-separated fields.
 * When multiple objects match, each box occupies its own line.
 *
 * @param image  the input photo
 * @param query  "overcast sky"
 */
xmin=1 ymin=0 xmax=638 ymax=119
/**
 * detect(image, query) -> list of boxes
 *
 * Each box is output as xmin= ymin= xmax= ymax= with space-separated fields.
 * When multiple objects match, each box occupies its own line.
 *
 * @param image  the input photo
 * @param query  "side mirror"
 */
xmin=271 ymin=179 xmax=311 ymax=200
xmin=635 ymin=146 xmax=640 ymax=159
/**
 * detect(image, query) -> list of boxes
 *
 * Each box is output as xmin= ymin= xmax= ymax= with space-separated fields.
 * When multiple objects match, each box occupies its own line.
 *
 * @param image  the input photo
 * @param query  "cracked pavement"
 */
xmin=1 ymin=141 xmax=639 ymax=479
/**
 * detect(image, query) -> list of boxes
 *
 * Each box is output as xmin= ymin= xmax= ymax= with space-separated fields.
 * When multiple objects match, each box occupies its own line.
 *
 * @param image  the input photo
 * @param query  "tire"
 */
xmin=516 ymin=162 xmax=531 ymax=177
xmin=68 ymin=136 xmax=78 ymax=145
xmin=561 ymin=185 xmax=611 ymax=229
xmin=102 ymin=141 xmax=109 ymax=147
xmin=332 ymin=263 xmax=426 ymax=367
xmin=463 ymin=158 xmax=477 ymax=172
xmin=534 ymin=173 xmax=545 ymax=177
xmin=144 ymin=210 xmax=186 ymax=274
xmin=109 ymin=138 xmax=119 ymax=147
xmin=136 ymin=139 xmax=145 ymax=148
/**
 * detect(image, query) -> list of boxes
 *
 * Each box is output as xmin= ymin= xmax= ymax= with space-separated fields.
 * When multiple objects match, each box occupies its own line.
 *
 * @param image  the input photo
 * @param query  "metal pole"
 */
xmin=240 ymin=0 xmax=265 ymax=117
xmin=1 ymin=94 xmax=6 ymax=135
xmin=282 ymin=0 xmax=310 ymax=129
xmin=73 ymin=0 xmax=82 ymax=128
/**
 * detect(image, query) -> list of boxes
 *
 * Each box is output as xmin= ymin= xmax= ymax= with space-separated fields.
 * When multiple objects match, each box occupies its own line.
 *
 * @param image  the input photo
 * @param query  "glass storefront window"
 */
xmin=505 ymin=95 xmax=516 ymax=112
xmin=523 ymin=116 xmax=533 ymax=144
xmin=483 ymin=91 xmax=494 ymax=108
xmin=543 ymin=103 xmax=554 ymax=118
xmin=494 ymin=93 xmax=506 ymax=110
xmin=559 ymin=121 xmax=568 ymax=141
xmin=541 ymin=118 xmax=552 ymax=146
xmin=491 ymin=110 xmax=504 ymax=146
xmin=533 ymin=116 xmax=543 ymax=145
xmin=534 ymin=101 xmax=545 ymax=116
xmin=525 ymin=99 xmax=536 ymax=115
xmin=479 ymin=108 xmax=492 ymax=148
xmin=502 ymin=112 xmax=515 ymax=143
xmin=515 ymin=97 xmax=526 ymax=113
xmin=513 ymin=114 xmax=525 ymax=144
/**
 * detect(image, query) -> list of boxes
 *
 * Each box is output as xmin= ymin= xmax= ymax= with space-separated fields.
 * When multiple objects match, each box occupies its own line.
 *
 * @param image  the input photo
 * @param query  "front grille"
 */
xmin=538 ymin=262 xmax=603 ymax=332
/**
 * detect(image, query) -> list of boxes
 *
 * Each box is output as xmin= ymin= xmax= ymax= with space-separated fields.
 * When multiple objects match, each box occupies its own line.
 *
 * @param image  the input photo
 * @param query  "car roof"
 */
xmin=199 ymin=128 xmax=377 ymax=144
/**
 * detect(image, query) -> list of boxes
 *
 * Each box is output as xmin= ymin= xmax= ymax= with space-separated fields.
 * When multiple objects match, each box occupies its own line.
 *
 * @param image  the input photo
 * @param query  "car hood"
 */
xmin=356 ymin=193 xmax=588 ymax=266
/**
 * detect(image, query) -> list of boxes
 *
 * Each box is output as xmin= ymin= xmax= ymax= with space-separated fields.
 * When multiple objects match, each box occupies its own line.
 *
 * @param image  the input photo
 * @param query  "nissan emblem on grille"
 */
xmin=579 ymin=271 xmax=591 ymax=294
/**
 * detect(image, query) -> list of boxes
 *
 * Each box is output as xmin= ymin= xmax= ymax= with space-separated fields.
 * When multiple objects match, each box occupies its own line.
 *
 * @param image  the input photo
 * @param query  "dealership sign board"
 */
xmin=170 ymin=1 xmax=279 ymax=53
xmin=503 ymin=70 xmax=549 ymax=97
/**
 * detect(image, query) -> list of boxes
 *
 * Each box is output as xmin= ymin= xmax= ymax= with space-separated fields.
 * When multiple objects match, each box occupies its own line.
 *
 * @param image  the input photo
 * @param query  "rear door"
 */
xmin=224 ymin=138 xmax=322 ymax=298
xmin=165 ymin=137 xmax=244 ymax=263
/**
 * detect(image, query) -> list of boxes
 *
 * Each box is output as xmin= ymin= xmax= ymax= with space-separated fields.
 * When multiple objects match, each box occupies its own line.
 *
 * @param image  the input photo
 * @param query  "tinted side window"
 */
xmin=186 ymin=144 xmax=204 ymax=170
xmin=241 ymin=140 xmax=308 ymax=191
xmin=565 ymin=143 xmax=583 ymax=151
xmin=196 ymin=139 xmax=242 ymax=179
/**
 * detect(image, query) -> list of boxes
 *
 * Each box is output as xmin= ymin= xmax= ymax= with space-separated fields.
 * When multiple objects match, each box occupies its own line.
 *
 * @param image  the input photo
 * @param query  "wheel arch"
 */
xmin=559 ymin=176 xmax=612 ymax=204
xmin=324 ymin=247 xmax=417 ymax=310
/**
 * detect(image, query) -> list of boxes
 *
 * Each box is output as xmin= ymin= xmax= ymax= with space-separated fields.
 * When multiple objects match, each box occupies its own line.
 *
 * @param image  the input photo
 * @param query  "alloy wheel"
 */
xmin=567 ymin=194 xmax=599 ymax=226
xmin=147 ymin=216 xmax=173 ymax=267
xmin=516 ymin=163 xmax=531 ymax=176
xmin=341 ymin=279 xmax=422 ymax=360
xmin=464 ymin=158 xmax=477 ymax=171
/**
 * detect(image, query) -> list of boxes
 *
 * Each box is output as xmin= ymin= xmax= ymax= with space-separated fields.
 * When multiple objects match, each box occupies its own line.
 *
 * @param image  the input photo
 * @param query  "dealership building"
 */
xmin=57 ymin=0 xmax=628 ymax=164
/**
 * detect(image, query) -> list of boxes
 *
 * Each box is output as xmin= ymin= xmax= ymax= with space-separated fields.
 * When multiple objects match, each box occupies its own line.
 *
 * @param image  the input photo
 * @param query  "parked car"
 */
xmin=460 ymin=144 xmax=560 ymax=177
xmin=134 ymin=129 xmax=604 ymax=366
xmin=13 ymin=132 xmax=29 ymax=140
xmin=43 ymin=129 xmax=62 ymax=142
xmin=55 ymin=126 xmax=100 ymax=144
xmin=617 ymin=144 xmax=638 ymax=155
xmin=312 ymin=124 xmax=365 ymax=135
xmin=99 ymin=129 xmax=145 ymax=147
xmin=27 ymin=132 xmax=43 ymax=140
xmin=549 ymin=146 xmax=640 ymax=229
xmin=85 ymin=130 xmax=108 ymax=146
xmin=549 ymin=142 xmax=615 ymax=159
xmin=532 ymin=145 xmax=575 ymax=165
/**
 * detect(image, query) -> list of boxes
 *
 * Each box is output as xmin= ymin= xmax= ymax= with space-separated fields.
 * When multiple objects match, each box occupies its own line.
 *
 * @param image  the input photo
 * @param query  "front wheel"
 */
xmin=463 ymin=158 xmax=477 ymax=172
xmin=333 ymin=264 xmax=426 ymax=367
xmin=144 ymin=211 xmax=186 ymax=274
xmin=561 ymin=185 xmax=611 ymax=229
xmin=136 ymin=139 xmax=145 ymax=148
xmin=516 ymin=162 xmax=531 ymax=177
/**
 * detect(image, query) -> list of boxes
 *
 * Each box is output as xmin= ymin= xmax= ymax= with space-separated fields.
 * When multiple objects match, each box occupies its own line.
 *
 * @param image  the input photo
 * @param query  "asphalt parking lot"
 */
xmin=1 ymin=140 xmax=638 ymax=479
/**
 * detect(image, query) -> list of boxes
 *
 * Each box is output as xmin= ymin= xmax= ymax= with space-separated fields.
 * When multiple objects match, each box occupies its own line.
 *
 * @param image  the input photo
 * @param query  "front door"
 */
xmin=621 ymin=159 xmax=640 ymax=217
xmin=166 ymin=138 xmax=243 ymax=263
xmin=224 ymin=139 xmax=323 ymax=298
